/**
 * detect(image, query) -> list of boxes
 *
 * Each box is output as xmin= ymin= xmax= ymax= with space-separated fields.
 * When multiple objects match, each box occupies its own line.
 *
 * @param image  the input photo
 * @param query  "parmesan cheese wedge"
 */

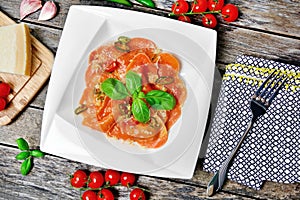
xmin=0 ymin=23 xmax=32 ymax=76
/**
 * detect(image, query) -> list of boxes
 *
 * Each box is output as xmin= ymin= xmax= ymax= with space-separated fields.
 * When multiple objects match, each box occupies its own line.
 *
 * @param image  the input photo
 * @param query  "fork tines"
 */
xmin=253 ymin=70 xmax=287 ymax=106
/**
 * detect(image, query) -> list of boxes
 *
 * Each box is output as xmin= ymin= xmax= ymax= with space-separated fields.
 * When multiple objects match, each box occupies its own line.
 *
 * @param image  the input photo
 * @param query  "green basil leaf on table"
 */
xmin=136 ymin=0 xmax=155 ymax=8
xmin=126 ymin=71 xmax=142 ymax=95
xmin=132 ymin=98 xmax=150 ymax=123
xmin=106 ymin=0 xmax=132 ymax=6
xmin=16 ymin=138 xmax=29 ymax=151
xmin=21 ymin=157 xmax=33 ymax=176
xmin=15 ymin=151 xmax=30 ymax=160
xmin=101 ymin=78 xmax=129 ymax=100
xmin=30 ymin=150 xmax=45 ymax=158
xmin=145 ymin=90 xmax=176 ymax=110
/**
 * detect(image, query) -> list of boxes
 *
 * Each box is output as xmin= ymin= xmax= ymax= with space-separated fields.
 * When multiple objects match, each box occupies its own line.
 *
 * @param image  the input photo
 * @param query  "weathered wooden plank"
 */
xmin=1 ymin=1 xmax=299 ymax=199
xmin=28 ymin=82 xmax=48 ymax=109
xmin=147 ymin=0 xmax=300 ymax=38
xmin=190 ymin=160 xmax=300 ymax=200
xmin=229 ymin=0 xmax=300 ymax=38
xmin=0 ymin=107 xmax=43 ymax=147
xmin=1 ymin=0 xmax=299 ymax=37
xmin=0 ymin=146 xmax=252 ymax=200
xmin=2 ymin=1 xmax=299 ymax=68
xmin=216 ymin=24 xmax=300 ymax=67
xmin=27 ymin=23 xmax=62 ymax=54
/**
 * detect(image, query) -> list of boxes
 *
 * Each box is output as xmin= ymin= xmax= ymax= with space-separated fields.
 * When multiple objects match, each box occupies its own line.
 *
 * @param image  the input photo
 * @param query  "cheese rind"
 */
xmin=0 ymin=23 xmax=32 ymax=76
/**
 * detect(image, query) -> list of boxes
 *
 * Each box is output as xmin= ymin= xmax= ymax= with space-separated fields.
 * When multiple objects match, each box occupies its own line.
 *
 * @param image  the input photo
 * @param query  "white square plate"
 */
xmin=40 ymin=5 xmax=217 ymax=179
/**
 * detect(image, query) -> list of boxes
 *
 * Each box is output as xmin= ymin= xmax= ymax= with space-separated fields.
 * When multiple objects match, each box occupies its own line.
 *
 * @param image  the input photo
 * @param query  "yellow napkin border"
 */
xmin=223 ymin=64 xmax=300 ymax=92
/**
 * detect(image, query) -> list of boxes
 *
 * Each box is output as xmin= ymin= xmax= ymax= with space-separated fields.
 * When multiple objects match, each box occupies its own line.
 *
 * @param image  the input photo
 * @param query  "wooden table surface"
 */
xmin=0 ymin=0 xmax=299 ymax=199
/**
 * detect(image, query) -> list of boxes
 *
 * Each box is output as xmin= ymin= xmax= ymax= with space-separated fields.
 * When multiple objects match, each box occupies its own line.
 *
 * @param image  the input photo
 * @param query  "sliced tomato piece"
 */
xmin=126 ymin=53 xmax=152 ymax=72
xmin=165 ymin=103 xmax=181 ymax=130
xmin=96 ymin=96 xmax=112 ymax=119
xmin=98 ymin=114 xmax=115 ymax=132
xmin=105 ymin=60 xmax=119 ymax=73
xmin=154 ymin=53 xmax=180 ymax=72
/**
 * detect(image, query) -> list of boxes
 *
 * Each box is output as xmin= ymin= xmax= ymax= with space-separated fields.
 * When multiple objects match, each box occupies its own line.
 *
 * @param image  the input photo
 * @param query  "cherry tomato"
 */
xmin=70 ymin=170 xmax=88 ymax=188
xmin=120 ymin=172 xmax=136 ymax=187
xmin=130 ymin=188 xmax=146 ymax=200
xmin=105 ymin=61 xmax=119 ymax=73
xmin=202 ymin=14 xmax=218 ymax=28
xmin=105 ymin=169 xmax=120 ymax=186
xmin=0 ymin=82 xmax=11 ymax=97
xmin=88 ymin=171 xmax=104 ymax=189
xmin=171 ymin=0 xmax=189 ymax=14
xmin=0 ymin=97 xmax=6 ymax=111
xmin=221 ymin=4 xmax=239 ymax=22
xmin=207 ymin=0 xmax=224 ymax=11
xmin=97 ymin=188 xmax=114 ymax=200
xmin=191 ymin=0 xmax=207 ymax=13
xmin=82 ymin=190 xmax=97 ymax=200
xmin=177 ymin=15 xmax=191 ymax=23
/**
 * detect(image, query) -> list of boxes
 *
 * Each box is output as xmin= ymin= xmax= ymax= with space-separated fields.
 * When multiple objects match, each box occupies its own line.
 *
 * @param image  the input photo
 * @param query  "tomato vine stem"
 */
xmin=169 ymin=10 xmax=221 ymax=17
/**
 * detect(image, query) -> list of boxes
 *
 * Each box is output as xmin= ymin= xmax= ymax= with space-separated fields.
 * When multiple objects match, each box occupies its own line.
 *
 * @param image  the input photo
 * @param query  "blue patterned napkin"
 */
xmin=203 ymin=55 xmax=300 ymax=189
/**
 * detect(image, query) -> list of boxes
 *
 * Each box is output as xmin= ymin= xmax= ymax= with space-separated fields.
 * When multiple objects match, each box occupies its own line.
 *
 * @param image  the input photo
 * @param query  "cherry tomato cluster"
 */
xmin=70 ymin=169 xmax=147 ymax=200
xmin=170 ymin=0 xmax=239 ymax=28
xmin=0 ymin=81 xmax=11 ymax=111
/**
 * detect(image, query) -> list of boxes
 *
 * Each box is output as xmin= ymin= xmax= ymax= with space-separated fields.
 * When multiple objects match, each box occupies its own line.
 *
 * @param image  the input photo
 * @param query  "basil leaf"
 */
xmin=107 ymin=0 xmax=132 ymax=7
xmin=132 ymin=98 xmax=150 ymax=123
xmin=145 ymin=90 xmax=176 ymax=110
xmin=137 ymin=91 xmax=145 ymax=99
xmin=16 ymin=151 xmax=30 ymax=160
xmin=21 ymin=157 xmax=32 ymax=176
xmin=16 ymin=138 xmax=29 ymax=151
xmin=30 ymin=150 xmax=45 ymax=158
xmin=101 ymin=78 xmax=128 ymax=100
xmin=126 ymin=71 xmax=142 ymax=95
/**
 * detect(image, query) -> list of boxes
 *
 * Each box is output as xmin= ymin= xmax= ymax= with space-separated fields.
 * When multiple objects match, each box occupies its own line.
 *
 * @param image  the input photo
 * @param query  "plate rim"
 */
xmin=41 ymin=5 xmax=217 ymax=178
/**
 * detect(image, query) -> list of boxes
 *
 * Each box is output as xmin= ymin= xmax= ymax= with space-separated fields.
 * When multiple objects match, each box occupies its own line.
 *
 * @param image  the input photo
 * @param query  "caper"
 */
xmin=114 ymin=41 xmax=130 ymax=52
xmin=149 ymin=117 xmax=161 ymax=128
xmin=74 ymin=104 xmax=87 ymax=115
xmin=118 ymin=36 xmax=131 ymax=44
xmin=155 ymin=76 xmax=174 ymax=85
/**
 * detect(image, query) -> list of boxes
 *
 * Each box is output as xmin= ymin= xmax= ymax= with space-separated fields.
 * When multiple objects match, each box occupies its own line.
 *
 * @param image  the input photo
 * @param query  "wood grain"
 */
xmin=0 ymin=12 xmax=54 ymax=126
xmin=0 ymin=143 xmax=299 ymax=199
xmin=0 ymin=146 xmax=259 ymax=200
xmin=0 ymin=0 xmax=299 ymax=199
xmin=1 ymin=0 xmax=300 ymax=37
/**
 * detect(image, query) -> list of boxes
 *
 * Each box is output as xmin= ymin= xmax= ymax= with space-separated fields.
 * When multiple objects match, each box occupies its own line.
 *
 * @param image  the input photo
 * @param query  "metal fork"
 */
xmin=207 ymin=70 xmax=287 ymax=196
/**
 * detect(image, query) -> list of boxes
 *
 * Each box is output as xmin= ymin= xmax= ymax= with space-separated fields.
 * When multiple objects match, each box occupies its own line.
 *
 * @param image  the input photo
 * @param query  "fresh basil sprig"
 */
xmin=101 ymin=71 xmax=176 ymax=123
xmin=101 ymin=78 xmax=129 ymax=100
xmin=126 ymin=71 xmax=142 ymax=95
xmin=15 ymin=138 xmax=45 ymax=175
xmin=145 ymin=90 xmax=176 ymax=110
xmin=106 ymin=0 xmax=156 ymax=8
xmin=132 ymin=98 xmax=150 ymax=123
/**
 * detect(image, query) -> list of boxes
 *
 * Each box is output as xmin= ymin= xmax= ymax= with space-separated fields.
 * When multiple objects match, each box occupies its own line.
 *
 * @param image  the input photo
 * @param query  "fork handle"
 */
xmin=207 ymin=120 xmax=254 ymax=196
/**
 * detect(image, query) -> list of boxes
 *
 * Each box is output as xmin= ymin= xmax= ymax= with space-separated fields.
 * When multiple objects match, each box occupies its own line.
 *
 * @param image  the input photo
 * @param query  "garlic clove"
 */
xmin=20 ymin=0 xmax=43 ymax=20
xmin=38 ymin=1 xmax=57 ymax=21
